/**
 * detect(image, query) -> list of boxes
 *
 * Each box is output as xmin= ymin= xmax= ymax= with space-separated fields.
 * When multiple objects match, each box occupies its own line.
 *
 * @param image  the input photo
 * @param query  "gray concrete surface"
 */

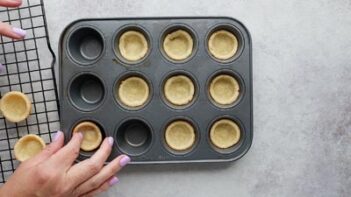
xmin=45 ymin=0 xmax=351 ymax=196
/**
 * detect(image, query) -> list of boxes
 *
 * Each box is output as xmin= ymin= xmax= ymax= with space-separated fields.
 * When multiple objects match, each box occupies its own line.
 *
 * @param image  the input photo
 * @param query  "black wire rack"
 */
xmin=0 ymin=0 xmax=59 ymax=184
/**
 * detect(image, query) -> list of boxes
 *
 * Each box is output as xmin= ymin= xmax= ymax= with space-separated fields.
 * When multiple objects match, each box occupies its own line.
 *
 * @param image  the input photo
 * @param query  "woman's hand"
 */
xmin=0 ymin=0 xmax=27 ymax=72
xmin=0 ymin=0 xmax=26 ymax=39
xmin=0 ymin=131 xmax=130 ymax=197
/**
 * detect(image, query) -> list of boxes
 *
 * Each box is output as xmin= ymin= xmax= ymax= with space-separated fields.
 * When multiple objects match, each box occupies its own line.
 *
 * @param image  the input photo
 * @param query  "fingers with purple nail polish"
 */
xmin=119 ymin=155 xmax=131 ymax=167
xmin=53 ymin=131 xmax=63 ymax=142
xmin=108 ymin=137 xmax=114 ymax=146
xmin=109 ymin=176 xmax=119 ymax=186
xmin=12 ymin=27 xmax=26 ymax=37
xmin=0 ymin=21 xmax=26 ymax=39
xmin=0 ymin=0 xmax=24 ymax=40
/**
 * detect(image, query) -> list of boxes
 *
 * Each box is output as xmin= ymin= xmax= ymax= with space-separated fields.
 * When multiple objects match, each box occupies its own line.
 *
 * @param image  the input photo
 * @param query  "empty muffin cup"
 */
xmin=208 ymin=30 xmax=238 ymax=60
xmin=73 ymin=121 xmax=103 ymax=151
xmin=116 ymin=119 xmax=152 ymax=156
xmin=164 ymin=75 xmax=195 ymax=106
xmin=0 ymin=91 xmax=31 ymax=123
xmin=118 ymin=30 xmax=149 ymax=62
xmin=117 ymin=76 xmax=150 ymax=108
xmin=14 ymin=134 xmax=46 ymax=162
xmin=165 ymin=120 xmax=196 ymax=152
xmin=210 ymin=119 xmax=241 ymax=149
xmin=67 ymin=27 xmax=104 ymax=65
xmin=209 ymin=74 xmax=240 ymax=106
xmin=163 ymin=29 xmax=193 ymax=61
xmin=69 ymin=74 xmax=105 ymax=111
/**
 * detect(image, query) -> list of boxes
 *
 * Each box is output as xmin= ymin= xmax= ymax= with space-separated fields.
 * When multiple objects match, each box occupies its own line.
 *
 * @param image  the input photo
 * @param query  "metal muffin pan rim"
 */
xmin=160 ymin=69 xmax=200 ymax=110
xmin=205 ymin=23 xmax=245 ymax=64
xmin=114 ymin=116 xmax=154 ymax=156
xmin=112 ymin=71 xmax=153 ymax=111
xmin=206 ymin=68 xmax=246 ymax=109
xmin=67 ymin=72 xmax=107 ymax=112
xmin=206 ymin=115 xmax=246 ymax=154
xmin=161 ymin=116 xmax=201 ymax=156
xmin=159 ymin=23 xmax=199 ymax=64
xmin=112 ymin=24 xmax=152 ymax=66
xmin=66 ymin=25 xmax=106 ymax=66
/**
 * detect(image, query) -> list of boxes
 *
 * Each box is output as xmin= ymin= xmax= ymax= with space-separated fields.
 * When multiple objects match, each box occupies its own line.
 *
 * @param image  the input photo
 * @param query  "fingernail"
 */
xmin=0 ymin=63 xmax=4 ymax=74
xmin=77 ymin=131 xmax=83 ymax=139
xmin=12 ymin=27 xmax=26 ymax=37
xmin=108 ymin=137 xmax=114 ymax=146
xmin=119 ymin=155 xmax=131 ymax=167
xmin=109 ymin=176 xmax=119 ymax=186
xmin=53 ymin=131 xmax=62 ymax=141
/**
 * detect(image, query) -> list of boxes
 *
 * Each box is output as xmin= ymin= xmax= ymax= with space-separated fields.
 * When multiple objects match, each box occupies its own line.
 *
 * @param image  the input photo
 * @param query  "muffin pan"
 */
xmin=59 ymin=17 xmax=252 ymax=163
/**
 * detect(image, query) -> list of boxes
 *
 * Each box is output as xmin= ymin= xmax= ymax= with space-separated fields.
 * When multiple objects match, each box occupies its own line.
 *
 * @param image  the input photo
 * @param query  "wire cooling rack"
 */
xmin=0 ymin=0 xmax=58 ymax=184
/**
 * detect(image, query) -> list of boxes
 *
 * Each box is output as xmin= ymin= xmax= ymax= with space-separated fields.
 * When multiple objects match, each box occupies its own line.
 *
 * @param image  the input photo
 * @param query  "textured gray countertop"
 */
xmin=45 ymin=0 xmax=351 ymax=196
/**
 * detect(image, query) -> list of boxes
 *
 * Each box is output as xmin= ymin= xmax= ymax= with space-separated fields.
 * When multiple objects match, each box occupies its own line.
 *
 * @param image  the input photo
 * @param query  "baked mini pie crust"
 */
xmin=118 ymin=76 xmax=150 ymax=108
xmin=209 ymin=74 xmax=240 ymax=105
xmin=165 ymin=120 xmax=195 ymax=151
xmin=14 ymin=134 xmax=46 ymax=162
xmin=118 ymin=30 xmax=148 ymax=61
xmin=208 ymin=30 xmax=238 ymax=60
xmin=164 ymin=75 xmax=195 ymax=106
xmin=0 ymin=91 xmax=32 ymax=123
xmin=210 ymin=119 xmax=241 ymax=149
xmin=163 ymin=30 xmax=193 ymax=61
xmin=73 ymin=121 xmax=102 ymax=151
